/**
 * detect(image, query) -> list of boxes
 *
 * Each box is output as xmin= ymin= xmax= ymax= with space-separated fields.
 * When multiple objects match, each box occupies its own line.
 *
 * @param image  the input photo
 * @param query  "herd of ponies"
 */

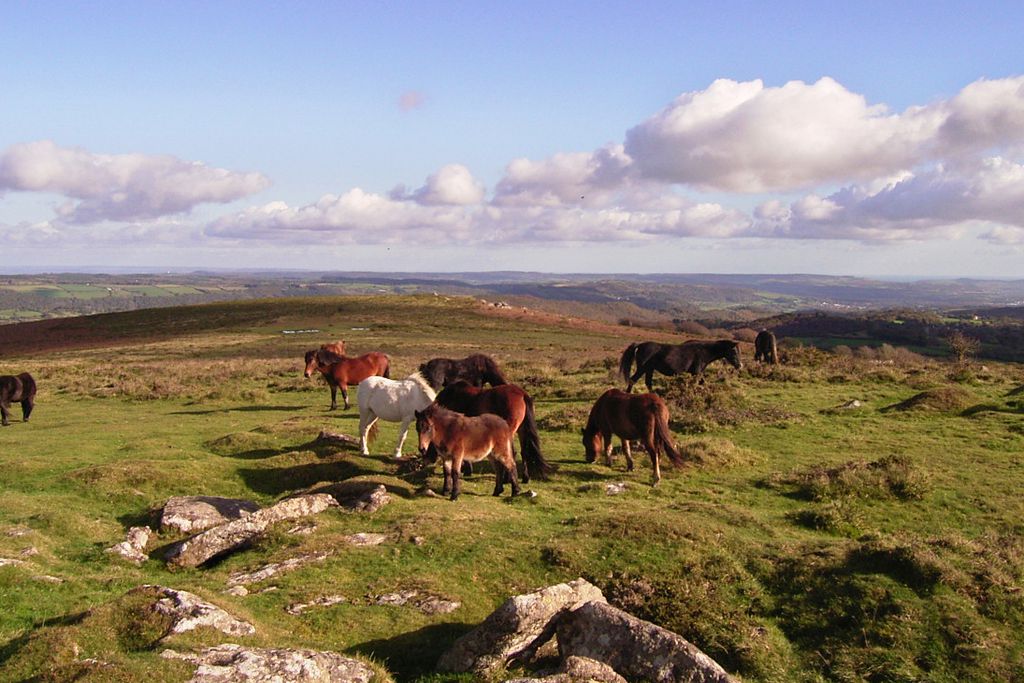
xmin=2 ymin=329 xmax=780 ymax=500
xmin=301 ymin=330 xmax=779 ymax=500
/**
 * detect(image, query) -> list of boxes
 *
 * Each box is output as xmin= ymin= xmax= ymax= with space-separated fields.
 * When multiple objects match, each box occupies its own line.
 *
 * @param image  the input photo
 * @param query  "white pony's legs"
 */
xmin=394 ymin=418 xmax=412 ymax=457
xmin=359 ymin=412 xmax=378 ymax=455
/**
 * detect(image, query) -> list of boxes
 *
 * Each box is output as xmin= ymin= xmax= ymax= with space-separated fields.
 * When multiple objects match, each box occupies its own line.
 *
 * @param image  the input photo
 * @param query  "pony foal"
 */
xmin=415 ymin=404 xmax=520 ymax=501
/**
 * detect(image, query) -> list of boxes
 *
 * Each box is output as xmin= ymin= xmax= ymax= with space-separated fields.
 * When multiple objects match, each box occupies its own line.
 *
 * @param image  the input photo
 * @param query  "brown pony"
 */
xmin=582 ymin=388 xmax=684 ymax=486
xmin=1 ymin=372 xmax=36 ymax=426
xmin=754 ymin=330 xmax=778 ymax=364
xmin=415 ymin=403 xmax=520 ymax=501
xmin=303 ymin=348 xmax=390 ymax=410
xmin=434 ymin=381 xmax=552 ymax=481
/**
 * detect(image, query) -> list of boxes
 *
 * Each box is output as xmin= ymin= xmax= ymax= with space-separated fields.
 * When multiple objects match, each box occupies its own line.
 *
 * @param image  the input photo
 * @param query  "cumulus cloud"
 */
xmin=754 ymin=156 xmax=1024 ymax=240
xmin=492 ymin=145 xmax=633 ymax=207
xmin=624 ymin=75 xmax=1024 ymax=193
xmin=0 ymin=140 xmax=270 ymax=224
xmin=411 ymin=164 xmax=486 ymax=205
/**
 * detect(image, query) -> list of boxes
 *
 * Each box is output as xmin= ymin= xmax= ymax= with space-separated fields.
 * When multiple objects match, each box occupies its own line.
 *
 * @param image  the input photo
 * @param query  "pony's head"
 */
xmin=415 ymin=407 xmax=436 ymax=457
xmin=581 ymin=425 xmax=602 ymax=464
xmin=303 ymin=350 xmax=319 ymax=378
xmin=724 ymin=341 xmax=743 ymax=370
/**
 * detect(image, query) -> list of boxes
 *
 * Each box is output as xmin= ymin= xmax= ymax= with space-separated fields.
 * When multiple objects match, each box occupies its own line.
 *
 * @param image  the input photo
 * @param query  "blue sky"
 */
xmin=2 ymin=1 xmax=1023 ymax=276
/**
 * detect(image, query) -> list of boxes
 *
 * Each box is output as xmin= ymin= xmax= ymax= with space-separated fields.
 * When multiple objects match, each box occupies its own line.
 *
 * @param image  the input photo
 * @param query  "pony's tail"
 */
xmin=367 ymin=421 xmax=379 ymax=444
xmin=655 ymin=408 xmax=685 ymax=468
xmin=383 ymin=355 xmax=391 ymax=379
xmin=519 ymin=394 xmax=555 ymax=480
xmin=619 ymin=343 xmax=638 ymax=382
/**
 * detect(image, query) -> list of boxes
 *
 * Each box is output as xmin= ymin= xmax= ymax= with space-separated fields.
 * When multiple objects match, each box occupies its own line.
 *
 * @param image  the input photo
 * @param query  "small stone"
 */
xmin=604 ymin=483 xmax=627 ymax=496
xmin=341 ymin=532 xmax=388 ymax=547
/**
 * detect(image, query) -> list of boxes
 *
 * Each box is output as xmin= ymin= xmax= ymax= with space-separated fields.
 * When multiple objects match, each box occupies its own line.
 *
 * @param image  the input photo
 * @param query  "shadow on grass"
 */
xmin=350 ymin=622 xmax=475 ymax=682
xmin=238 ymin=459 xmax=375 ymax=496
xmin=171 ymin=405 xmax=310 ymax=416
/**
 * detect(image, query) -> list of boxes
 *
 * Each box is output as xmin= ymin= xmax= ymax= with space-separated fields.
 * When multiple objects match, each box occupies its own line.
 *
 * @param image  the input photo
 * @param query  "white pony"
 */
xmin=357 ymin=372 xmax=437 ymax=457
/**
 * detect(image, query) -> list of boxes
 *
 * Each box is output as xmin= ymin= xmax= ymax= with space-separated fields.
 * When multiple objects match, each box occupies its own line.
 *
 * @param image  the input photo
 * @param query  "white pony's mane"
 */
xmin=405 ymin=371 xmax=437 ymax=401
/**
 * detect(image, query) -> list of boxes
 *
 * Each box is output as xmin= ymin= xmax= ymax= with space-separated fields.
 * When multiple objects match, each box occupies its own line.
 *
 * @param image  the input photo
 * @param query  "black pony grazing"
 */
xmin=1 ymin=372 xmax=36 ymax=426
xmin=418 ymin=353 xmax=508 ymax=391
xmin=619 ymin=339 xmax=742 ymax=392
xmin=754 ymin=330 xmax=779 ymax=364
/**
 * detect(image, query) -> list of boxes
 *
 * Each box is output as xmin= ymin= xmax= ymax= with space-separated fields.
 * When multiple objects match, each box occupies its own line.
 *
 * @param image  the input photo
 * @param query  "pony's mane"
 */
xmin=405 ymin=371 xmax=437 ymax=401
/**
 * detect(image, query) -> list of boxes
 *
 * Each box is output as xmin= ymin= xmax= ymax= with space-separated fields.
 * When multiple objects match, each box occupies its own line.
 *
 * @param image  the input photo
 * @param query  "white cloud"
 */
xmin=755 ymin=156 xmax=1024 ymax=240
xmin=492 ymin=145 xmax=633 ymax=207
xmin=624 ymin=76 xmax=1024 ymax=193
xmin=0 ymin=140 xmax=270 ymax=224
xmin=412 ymin=164 xmax=486 ymax=205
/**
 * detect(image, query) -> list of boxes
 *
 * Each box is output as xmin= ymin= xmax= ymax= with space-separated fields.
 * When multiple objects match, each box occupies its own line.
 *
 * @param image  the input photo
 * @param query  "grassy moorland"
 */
xmin=1 ymin=295 xmax=1023 ymax=682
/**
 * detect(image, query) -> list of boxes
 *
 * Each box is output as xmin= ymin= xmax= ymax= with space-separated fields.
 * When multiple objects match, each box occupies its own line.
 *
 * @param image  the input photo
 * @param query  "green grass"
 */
xmin=2 ymin=295 xmax=1024 ymax=681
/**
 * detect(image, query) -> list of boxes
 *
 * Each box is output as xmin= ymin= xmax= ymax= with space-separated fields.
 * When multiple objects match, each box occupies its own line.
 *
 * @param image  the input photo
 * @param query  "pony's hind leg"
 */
xmin=340 ymin=385 xmax=351 ymax=410
xmin=441 ymin=458 xmax=454 ymax=497
xmin=0 ymin=401 xmax=10 ymax=427
xmin=621 ymin=438 xmax=635 ymax=471
xmin=21 ymin=397 xmax=33 ymax=422
xmin=450 ymin=453 xmax=465 ymax=501
xmin=359 ymin=412 xmax=378 ymax=455
xmin=642 ymin=436 xmax=661 ymax=486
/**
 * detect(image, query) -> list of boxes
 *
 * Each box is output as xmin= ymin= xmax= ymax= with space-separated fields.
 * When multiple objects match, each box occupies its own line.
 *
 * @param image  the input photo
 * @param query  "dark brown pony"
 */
xmin=619 ymin=339 xmax=742 ymax=392
xmin=582 ymin=388 xmax=684 ymax=486
xmin=434 ymin=380 xmax=552 ymax=481
xmin=754 ymin=330 xmax=778 ymax=364
xmin=415 ymin=403 xmax=520 ymax=501
xmin=303 ymin=348 xmax=390 ymax=410
xmin=0 ymin=372 xmax=36 ymax=426
xmin=418 ymin=353 xmax=508 ymax=391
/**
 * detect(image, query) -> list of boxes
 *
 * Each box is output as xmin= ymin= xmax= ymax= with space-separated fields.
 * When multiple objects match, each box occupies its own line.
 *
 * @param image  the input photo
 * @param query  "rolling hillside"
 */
xmin=1 ymin=295 xmax=1023 ymax=682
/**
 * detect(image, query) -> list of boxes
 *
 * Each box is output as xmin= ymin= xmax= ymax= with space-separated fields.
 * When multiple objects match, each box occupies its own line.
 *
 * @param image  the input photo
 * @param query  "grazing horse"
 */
xmin=754 ymin=330 xmax=779 ymax=364
xmin=415 ymin=403 xmax=520 ymax=501
xmin=303 ymin=348 xmax=390 ymax=410
xmin=418 ymin=353 xmax=508 ymax=391
xmin=582 ymin=388 xmax=684 ymax=486
xmin=434 ymin=380 xmax=553 ymax=481
xmin=619 ymin=339 xmax=742 ymax=392
xmin=0 ymin=372 xmax=36 ymax=426
xmin=357 ymin=372 xmax=436 ymax=457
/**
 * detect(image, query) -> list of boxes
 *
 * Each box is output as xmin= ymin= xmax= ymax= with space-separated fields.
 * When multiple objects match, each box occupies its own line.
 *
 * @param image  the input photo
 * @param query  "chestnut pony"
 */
xmin=433 ymin=380 xmax=552 ymax=482
xmin=582 ymin=388 xmax=684 ymax=486
xmin=415 ymin=403 xmax=520 ymax=501
xmin=303 ymin=347 xmax=390 ymax=410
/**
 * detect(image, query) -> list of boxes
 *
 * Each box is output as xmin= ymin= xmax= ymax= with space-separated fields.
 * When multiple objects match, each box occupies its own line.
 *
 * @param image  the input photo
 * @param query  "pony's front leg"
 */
xmin=329 ymin=384 xmax=338 ymax=411
xmin=441 ymin=458 xmax=454 ymax=497
xmin=450 ymin=453 xmax=465 ymax=501
xmin=622 ymin=438 xmax=635 ymax=471
xmin=644 ymin=369 xmax=654 ymax=392
xmin=394 ymin=418 xmax=411 ymax=458
xmin=21 ymin=397 xmax=33 ymax=422
xmin=0 ymin=401 xmax=10 ymax=427
xmin=603 ymin=434 xmax=614 ymax=467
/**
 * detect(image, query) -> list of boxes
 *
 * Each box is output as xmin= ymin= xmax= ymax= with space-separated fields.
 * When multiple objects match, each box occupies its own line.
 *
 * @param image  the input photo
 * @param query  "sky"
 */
xmin=1 ymin=1 xmax=1023 ymax=277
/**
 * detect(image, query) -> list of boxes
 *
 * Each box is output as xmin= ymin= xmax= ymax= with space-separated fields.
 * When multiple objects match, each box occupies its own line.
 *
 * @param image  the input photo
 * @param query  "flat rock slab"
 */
xmin=556 ymin=601 xmax=737 ymax=683
xmin=162 ymin=496 xmax=262 ymax=535
xmin=437 ymin=577 xmax=606 ymax=675
xmin=134 ymin=585 xmax=255 ymax=638
xmin=368 ymin=589 xmax=460 ymax=615
xmin=162 ymin=644 xmax=375 ymax=683
xmin=341 ymin=532 xmax=388 ymax=546
xmin=286 ymin=595 xmax=348 ymax=616
xmin=227 ymin=552 xmax=333 ymax=588
xmin=165 ymin=494 xmax=338 ymax=569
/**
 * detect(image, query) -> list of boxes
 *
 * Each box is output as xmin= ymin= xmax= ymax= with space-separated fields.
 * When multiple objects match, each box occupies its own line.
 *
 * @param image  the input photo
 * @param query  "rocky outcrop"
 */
xmin=507 ymin=655 xmax=628 ymax=683
xmin=165 ymin=494 xmax=338 ymax=569
xmin=135 ymin=586 xmax=255 ymax=638
xmin=162 ymin=644 xmax=375 ymax=683
xmin=161 ymin=496 xmax=261 ymax=534
xmin=556 ymin=601 xmax=737 ymax=683
xmin=338 ymin=484 xmax=391 ymax=514
xmin=437 ymin=578 xmax=606 ymax=675
xmin=106 ymin=526 xmax=153 ymax=564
